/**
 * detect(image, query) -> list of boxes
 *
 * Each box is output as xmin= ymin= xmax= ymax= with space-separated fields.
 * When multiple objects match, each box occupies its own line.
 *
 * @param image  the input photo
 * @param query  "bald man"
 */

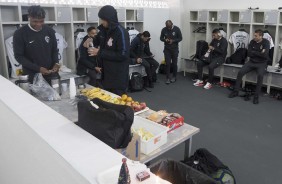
xmin=160 ymin=20 xmax=182 ymax=84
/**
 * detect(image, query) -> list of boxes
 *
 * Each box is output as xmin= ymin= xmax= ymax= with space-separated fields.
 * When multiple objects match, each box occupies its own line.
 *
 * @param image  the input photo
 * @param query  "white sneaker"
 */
xmin=203 ymin=82 xmax=212 ymax=89
xmin=193 ymin=80 xmax=204 ymax=86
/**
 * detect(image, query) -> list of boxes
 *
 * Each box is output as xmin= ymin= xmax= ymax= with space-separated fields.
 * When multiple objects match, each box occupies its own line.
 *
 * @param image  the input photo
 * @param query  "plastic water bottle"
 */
xmin=69 ymin=77 xmax=76 ymax=99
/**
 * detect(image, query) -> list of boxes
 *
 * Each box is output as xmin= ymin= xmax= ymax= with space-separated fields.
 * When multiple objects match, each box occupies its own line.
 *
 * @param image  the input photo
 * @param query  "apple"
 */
xmin=140 ymin=102 xmax=146 ymax=109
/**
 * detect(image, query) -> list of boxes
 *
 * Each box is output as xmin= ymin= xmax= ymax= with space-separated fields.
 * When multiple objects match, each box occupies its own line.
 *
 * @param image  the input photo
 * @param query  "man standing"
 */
xmin=13 ymin=5 xmax=59 ymax=84
xmin=229 ymin=29 xmax=270 ymax=104
xmin=160 ymin=20 xmax=182 ymax=84
xmin=130 ymin=31 xmax=159 ymax=88
xmin=194 ymin=29 xmax=228 ymax=89
xmin=88 ymin=5 xmax=130 ymax=96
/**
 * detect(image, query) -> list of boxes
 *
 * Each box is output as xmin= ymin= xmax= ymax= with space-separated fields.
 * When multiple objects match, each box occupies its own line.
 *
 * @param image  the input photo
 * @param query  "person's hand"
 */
xmin=40 ymin=67 xmax=51 ymax=75
xmin=209 ymin=46 xmax=214 ymax=50
xmin=168 ymin=39 xmax=173 ymax=44
xmin=136 ymin=58 xmax=142 ymax=64
xmin=88 ymin=47 xmax=99 ymax=56
xmin=83 ymin=38 xmax=93 ymax=48
xmin=51 ymin=63 xmax=60 ymax=73
xmin=165 ymin=38 xmax=170 ymax=43
xmin=95 ymin=67 xmax=102 ymax=73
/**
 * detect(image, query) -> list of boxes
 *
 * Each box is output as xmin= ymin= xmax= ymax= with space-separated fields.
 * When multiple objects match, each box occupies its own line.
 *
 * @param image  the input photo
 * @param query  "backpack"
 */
xmin=225 ymin=48 xmax=247 ymax=65
xmin=158 ymin=64 xmax=173 ymax=75
xmin=193 ymin=40 xmax=209 ymax=60
xmin=129 ymin=72 xmax=144 ymax=91
xmin=183 ymin=148 xmax=236 ymax=184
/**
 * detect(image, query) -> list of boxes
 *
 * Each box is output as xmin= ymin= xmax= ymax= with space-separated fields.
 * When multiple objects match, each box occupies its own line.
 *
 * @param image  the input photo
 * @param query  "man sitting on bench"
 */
xmin=130 ymin=31 xmax=159 ymax=88
xmin=229 ymin=29 xmax=270 ymax=104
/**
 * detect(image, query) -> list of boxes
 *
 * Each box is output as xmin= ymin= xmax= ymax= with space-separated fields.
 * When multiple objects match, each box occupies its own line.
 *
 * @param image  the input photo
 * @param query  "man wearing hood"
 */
xmin=88 ymin=5 xmax=130 ymax=96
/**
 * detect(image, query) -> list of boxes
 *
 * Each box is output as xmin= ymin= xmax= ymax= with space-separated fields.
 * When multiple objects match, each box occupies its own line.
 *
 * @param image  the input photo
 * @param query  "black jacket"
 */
xmin=97 ymin=5 xmax=130 ymax=90
xmin=248 ymin=39 xmax=270 ymax=64
xmin=76 ymin=35 xmax=100 ymax=75
xmin=160 ymin=25 xmax=182 ymax=50
xmin=210 ymin=37 xmax=228 ymax=59
xmin=130 ymin=34 xmax=152 ymax=59
xmin=13 ymin=25 xmax=58 ymax=80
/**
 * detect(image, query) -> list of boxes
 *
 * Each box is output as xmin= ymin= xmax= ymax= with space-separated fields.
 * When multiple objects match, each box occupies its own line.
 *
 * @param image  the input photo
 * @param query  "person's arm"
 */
xmin=160 ymin=28 xmax=166 ymax=42
xmin=99 ymin=28 xmax=129 ymax=62
xmin=212 ymin=39 xmax=227 ymax=55
xmin=130 ymin=37 xmax=138 ymax=58
xmin=50 ymin=30 xmax=60 ymax=72
xmin=250 ymin=40 xmax=270 ymax=59
xmin=144 ymin=42 xmax=153 ymax=56
xmin=172 ymin=27 xmax=182 ymax=43
xmin=78 ymin=40 xmax=96 ymax=69
xmin=13 ymin=30 xmax=41 ymax=72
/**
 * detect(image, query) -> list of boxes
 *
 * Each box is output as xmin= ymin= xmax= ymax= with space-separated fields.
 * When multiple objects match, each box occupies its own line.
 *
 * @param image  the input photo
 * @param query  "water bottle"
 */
xmin=69 ymin=77 xmax=76 ymax=99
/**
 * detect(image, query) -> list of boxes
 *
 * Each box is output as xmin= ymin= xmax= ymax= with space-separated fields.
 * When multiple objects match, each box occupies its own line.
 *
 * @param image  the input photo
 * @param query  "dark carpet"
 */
xmin=130 ymin=72 xmax=282 ymax=184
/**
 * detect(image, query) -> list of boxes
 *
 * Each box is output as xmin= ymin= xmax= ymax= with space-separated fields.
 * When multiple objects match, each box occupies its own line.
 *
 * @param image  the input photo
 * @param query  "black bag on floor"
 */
xmin=225 ymin=48 xmax=247 ymax=65
xmin=129 ymin=72 xmax=144 ymax=92
xmin=158 ymin=64 xmax=173 ymax=74
xmin=183 ymin=148 xmax=236 ymax=184
xmin=150 ymin=159 xmax=217 ymax=184
xmin=77 ymin=98 xmax=134 ymax=149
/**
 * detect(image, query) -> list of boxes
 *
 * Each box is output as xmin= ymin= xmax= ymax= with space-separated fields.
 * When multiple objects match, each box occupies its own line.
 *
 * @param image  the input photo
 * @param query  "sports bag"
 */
xmin=77 ymin=98 xmax=134 ymax=149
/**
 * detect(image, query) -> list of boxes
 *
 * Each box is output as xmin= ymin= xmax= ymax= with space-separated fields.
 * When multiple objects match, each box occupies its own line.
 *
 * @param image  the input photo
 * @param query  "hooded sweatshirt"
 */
xmin=97 ymin=5 xmax=130 ymax=91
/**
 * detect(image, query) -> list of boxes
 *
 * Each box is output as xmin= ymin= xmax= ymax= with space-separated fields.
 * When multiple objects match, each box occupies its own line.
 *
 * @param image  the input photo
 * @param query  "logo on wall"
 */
xmin=45 ymin=36 xmax=50 ymax=43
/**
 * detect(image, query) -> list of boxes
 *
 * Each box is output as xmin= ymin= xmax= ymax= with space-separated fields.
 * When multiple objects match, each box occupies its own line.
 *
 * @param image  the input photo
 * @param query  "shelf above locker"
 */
xmin=72 ymin=7 xmax=85 ymax=22
xmin=86 ymin=7 xmax=99 ymax=22
xmin=253 ymin=11 xmax=264 ymax=24
xmin=126 ymin=9 xmax=135 ymax=21
xmin=21 ymin=6 xmax=55 ymax=22
xmin=73 ymin=21 xmax=86 ymax=24
xmin=1 ymin=22 xmax=21 ymax=25
xmin=0 ymin=5 xmax=19 ymax=22
xmin=190 ymin=11 xmax=198 ymax=21
xmin=209 ymin=11 xmax=218 ymax=22
xmin=230 ymin=11 xmax=239 ymax=23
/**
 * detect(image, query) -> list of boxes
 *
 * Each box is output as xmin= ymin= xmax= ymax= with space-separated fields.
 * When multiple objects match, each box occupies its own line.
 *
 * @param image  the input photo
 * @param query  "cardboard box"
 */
xmin=116 ymin=133 xmax=141 ymax=161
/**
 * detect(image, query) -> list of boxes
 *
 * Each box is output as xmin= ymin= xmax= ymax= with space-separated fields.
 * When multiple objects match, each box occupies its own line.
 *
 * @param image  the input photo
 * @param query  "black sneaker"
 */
xmin=228 ymin=91 xmax=239 ymax=98
xmin=165 ymin=79 xmax=170 ymax=85
xmin=253 ymin=95 xmax=259 ymax=104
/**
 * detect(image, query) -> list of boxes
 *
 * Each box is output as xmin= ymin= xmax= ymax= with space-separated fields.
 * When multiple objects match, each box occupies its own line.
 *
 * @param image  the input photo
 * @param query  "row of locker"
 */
xmin=0 ymin=4 xmax=145 ymax=78
xmin=0 ymin=4 xmax=144 ymax=23
xmin=190 ymin=10 xmax=282 ymax=25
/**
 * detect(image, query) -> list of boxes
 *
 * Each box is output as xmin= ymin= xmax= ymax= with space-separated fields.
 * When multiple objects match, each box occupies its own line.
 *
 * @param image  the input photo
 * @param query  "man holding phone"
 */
xmin=193 ymin=29 xmax=228 ymax=89
xmin=160 ymin=20 xmax=182 ymax=84
xmin=130 ymin=31 xmax=159 ymax=88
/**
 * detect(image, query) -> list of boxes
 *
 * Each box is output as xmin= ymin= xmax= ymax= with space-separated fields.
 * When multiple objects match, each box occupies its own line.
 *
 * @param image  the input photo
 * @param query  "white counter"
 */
xmin=0 ymin=75 xmax=124 ymax=184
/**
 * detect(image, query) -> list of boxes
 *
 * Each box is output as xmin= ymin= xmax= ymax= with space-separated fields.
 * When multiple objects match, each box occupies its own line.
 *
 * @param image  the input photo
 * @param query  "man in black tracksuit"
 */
xmin=88 ymin=5 xmax=130 ymax=96
xmin=194 ymin=29 xmax=228 ymax=89
xmin=13 ymin=5 xmax=59 ymax=84
xmin=160 ymin=20 xmax=182 ymax=84
xmin=229 ymin=29 xmax=270 ymax=104
xmin=76 ymin=27 xmax=102 ymax=87
xmin=130 ymin=31 xmax=159 ymax=88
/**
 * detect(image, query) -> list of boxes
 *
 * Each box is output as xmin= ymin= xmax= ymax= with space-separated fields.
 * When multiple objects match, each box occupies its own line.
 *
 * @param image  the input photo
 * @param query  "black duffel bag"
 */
xmin=77 ymin=98 xmax=134 ymax=149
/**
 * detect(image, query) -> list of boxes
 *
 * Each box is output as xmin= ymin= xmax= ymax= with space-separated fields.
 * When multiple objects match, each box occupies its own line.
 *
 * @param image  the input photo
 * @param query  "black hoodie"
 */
xmin=97 ymin=5 xmax=130 ymax=91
